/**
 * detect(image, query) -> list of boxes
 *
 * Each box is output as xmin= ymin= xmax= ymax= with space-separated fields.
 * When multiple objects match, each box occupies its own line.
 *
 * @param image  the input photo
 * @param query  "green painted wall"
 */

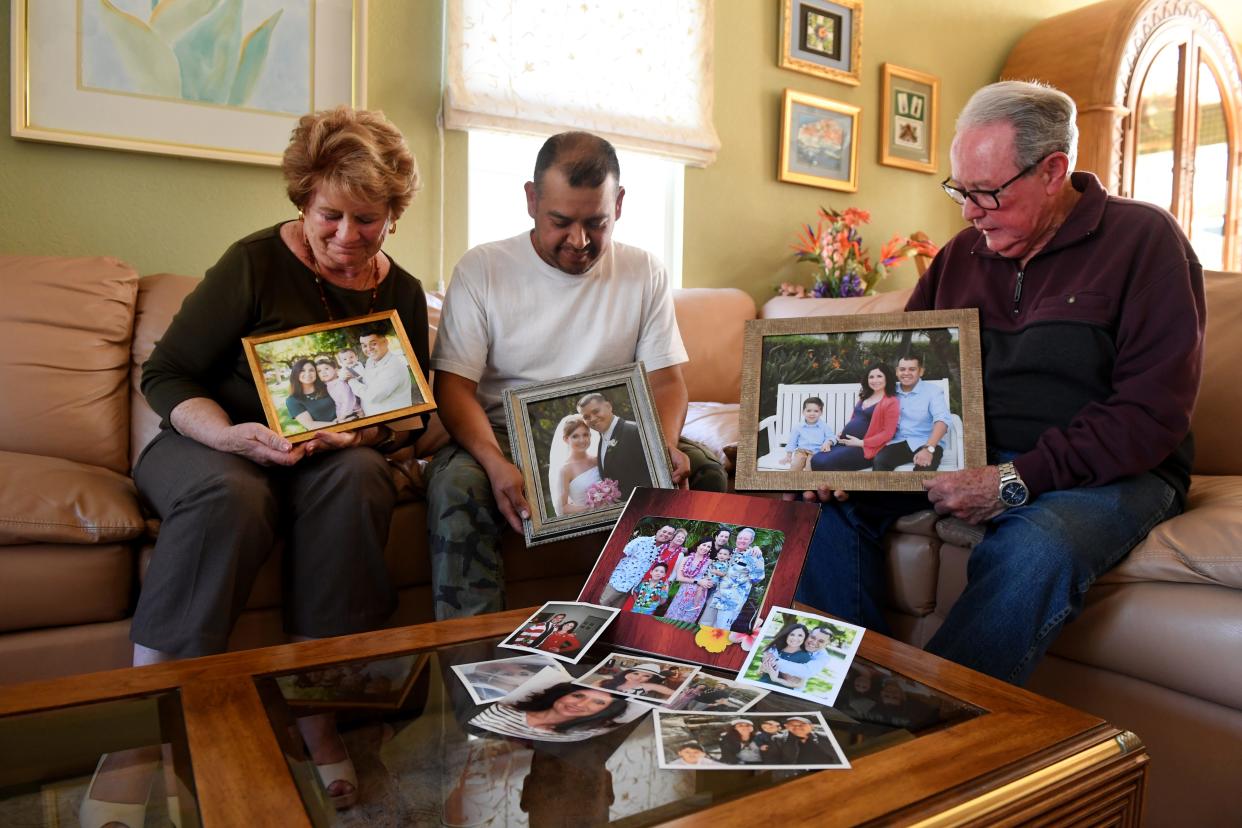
xmin=1 ymin=1 xmax=1238 ymax=300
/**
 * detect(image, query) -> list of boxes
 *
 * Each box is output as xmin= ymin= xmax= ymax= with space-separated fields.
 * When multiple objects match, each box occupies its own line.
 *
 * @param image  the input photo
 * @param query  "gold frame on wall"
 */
xmin=779 ymin=0 xmax=863 ymax=86
xmin=10 ymin=0 xmax=366 ymax=165
xmin=779 ymin=88 xmax=860 ymax=192
xmin=879 ymin=63 xmax=940 ymax=174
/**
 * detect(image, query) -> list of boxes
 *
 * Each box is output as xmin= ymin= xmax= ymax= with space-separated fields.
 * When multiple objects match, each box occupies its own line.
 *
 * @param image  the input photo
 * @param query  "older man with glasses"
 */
xmin=795 ymin=80 xmax=1205 ymax=686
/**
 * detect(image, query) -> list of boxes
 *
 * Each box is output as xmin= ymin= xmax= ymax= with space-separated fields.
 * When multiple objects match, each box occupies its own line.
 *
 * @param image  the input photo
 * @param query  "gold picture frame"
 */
xmin=880 ymin=63 xmax=940 ymax=174
xmin=779 ymin=89 xmax=860 ymax=192
xmin=241 ymin=310 xmax=434 ymax=444
xmin=779 ymin=0 xmax=863 ymax=86
xmin=734 ymin=310 xmax=986 ymax=492
xmin=10 ymin=0 xmax=366 ymax=165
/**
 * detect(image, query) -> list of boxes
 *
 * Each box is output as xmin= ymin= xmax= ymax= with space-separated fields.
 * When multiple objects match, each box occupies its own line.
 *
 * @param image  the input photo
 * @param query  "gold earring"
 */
xmin=298 ymin=210 xmax=305 ymax=221
xmin=388 ymin=221 xmax=397 ymax=235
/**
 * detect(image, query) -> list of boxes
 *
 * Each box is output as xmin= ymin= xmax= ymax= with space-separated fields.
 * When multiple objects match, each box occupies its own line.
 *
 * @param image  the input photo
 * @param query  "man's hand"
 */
xmin=923 ymin=466 xmax=1005 ymax=524
xmin=668 ymin=444 xmax=690 ymax=487
xmin=485 ymin=459 xmax=532 ymax=533
xmin=218 ymin=423 xmax=306 ymax=466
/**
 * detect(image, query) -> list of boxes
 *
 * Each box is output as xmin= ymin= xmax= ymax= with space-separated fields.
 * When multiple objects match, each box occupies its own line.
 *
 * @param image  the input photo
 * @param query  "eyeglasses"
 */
xmin=941 ymin=154 xmax=1049 ymax=210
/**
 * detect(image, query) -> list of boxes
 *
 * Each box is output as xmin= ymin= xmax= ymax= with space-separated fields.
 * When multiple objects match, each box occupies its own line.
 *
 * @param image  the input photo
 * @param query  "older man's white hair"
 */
xmin=957 ymin=80 xmax=1079 ymax=172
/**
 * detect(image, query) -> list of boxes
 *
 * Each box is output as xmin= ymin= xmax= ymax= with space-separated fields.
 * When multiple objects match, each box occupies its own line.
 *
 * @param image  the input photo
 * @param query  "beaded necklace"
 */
xmin=304 ymin=231 xmax=380 ymax=321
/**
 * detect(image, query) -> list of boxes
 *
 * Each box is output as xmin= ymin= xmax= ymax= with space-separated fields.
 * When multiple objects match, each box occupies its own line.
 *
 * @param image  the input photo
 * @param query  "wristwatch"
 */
xmin=373 ymin=424 xmax=401 ymax=454
xmin=997 ymin=462 xmax=1029 ymax=507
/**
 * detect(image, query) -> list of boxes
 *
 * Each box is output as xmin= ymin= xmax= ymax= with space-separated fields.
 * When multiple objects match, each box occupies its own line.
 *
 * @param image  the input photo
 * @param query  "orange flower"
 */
xmin=841 ymin=207 xmax=872 ymax=228
xmin=695 ymin=625 xmax=731 ymax=653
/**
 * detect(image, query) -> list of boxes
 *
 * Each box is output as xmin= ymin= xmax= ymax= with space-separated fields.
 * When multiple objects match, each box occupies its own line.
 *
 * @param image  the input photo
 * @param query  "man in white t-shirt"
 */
xmin=426 ymin=131 xmax=726 ymax=619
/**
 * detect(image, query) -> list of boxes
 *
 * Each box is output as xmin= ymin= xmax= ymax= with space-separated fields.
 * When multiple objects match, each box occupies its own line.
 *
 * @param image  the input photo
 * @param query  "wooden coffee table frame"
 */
xmin=0 ymin=609 xmax=1147 ymax=827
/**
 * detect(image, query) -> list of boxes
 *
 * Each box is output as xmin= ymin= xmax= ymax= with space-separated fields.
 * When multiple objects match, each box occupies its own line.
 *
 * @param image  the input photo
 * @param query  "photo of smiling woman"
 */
xmin=468 ymin=667 xmax=650 ymax=743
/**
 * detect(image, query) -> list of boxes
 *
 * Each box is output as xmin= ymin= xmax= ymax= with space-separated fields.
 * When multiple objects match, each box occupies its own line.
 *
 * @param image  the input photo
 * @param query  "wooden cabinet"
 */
xmin=1002 ymin=0 xmax=1242 ymax=269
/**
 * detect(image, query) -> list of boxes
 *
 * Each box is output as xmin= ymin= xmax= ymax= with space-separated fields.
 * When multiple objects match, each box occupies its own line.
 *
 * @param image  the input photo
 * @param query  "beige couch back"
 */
xmin=0 ymin=256 xmax=138 ymax=475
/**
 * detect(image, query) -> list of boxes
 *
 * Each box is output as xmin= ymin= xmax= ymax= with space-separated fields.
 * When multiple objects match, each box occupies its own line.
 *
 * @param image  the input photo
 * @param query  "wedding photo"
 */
xmin=504 ymin=363 xmax=674 ymax=546
xmin=467 ymin=667 xmax=651 ymax=744
xmin=653 ymin=710 xmax=848 ymax=770
xmin=735 ymin=310 xmax=985 ymax=492
xmin=736 ymin=606 xmax=866 ymax=707
xmin=242 ymin=310 xmax=435 ymax=443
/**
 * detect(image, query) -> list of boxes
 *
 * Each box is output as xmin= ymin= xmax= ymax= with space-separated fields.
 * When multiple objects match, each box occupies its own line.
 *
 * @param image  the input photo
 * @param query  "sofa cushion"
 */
xmin=674 ymin=287 xmax=756 ymax=404
xmin=1191 ymin=270 xmax=1242 ymax=475
xmin=1101 ymin=474 xmax=1242 ymax=590
xmin=0 ymin=543 xmax=132 ymax=632
xmin=0 ymin=255 xmax=139 ymax=474
xmin=130 ymin=273 xmax=201 ymax=467
xmin=0 ymin=451 xmax=146 ymax=545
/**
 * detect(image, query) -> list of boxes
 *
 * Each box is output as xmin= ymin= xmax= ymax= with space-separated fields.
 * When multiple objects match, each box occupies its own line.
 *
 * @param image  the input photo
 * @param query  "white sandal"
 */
xmin=315 ymin=757 xmax=358 ymax=810
xmin=78 ymin=754 xmax=159 ymax=828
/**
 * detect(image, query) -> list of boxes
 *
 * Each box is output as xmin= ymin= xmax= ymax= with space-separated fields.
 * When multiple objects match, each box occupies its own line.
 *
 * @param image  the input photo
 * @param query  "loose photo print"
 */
xmin=667 ymin=672 xmax=769 ymax=713
xmin=735 ymin=309 xmax=985 ymax=492
xmin=577 ymin=489 xmax=819 ymax=671
xmin=497 ymin=601 xmax=619 ymax=664
xmin=736 ymin=607 xmax=866 ymax=707
xmin=504 ymin=363 xmax=675 ymax=546
xmin=573 ymin=653 xmax=700 ymax=704
xmin=241 ymin=310 xmax=434 ymax=444
xmin=468 ymin=666 xmax=651 ymax=744
xmin=653 ymin=710 xmax=848 ymax=770
xmin=450 ymin=654 xmax=569 ymax=705
xmin=273 ymin=652 xmax=428 ymax=710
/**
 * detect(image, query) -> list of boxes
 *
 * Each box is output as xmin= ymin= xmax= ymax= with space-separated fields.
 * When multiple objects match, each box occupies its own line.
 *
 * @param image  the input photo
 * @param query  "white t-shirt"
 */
xmin=432 ymin=232 xmax=689 ymax=427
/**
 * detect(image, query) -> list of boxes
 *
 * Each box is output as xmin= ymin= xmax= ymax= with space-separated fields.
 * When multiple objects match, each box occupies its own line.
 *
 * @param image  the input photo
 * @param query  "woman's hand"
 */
xmin=302 ymin=427 xmax=369 ymax=456
xmin=838 ymin=435 xmax=864 ymax=447
xmin=218 ymin=422 xmax=306 ymax=466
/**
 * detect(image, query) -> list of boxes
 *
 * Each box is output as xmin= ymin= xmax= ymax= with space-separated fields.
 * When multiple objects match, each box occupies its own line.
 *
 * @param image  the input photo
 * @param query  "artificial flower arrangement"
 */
xmin=778 ymin=207 xmax=939 ymax=299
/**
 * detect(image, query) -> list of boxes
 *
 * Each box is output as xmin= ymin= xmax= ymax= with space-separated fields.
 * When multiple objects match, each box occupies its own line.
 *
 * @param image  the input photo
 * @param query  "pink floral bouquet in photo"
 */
xmin=584 ymin=477 xmax=623 ymax=508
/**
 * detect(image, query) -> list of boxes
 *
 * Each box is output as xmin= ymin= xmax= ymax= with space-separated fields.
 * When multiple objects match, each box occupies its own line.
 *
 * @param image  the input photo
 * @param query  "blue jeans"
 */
xmin=794 ymin=469 xmax=1180 ymax=684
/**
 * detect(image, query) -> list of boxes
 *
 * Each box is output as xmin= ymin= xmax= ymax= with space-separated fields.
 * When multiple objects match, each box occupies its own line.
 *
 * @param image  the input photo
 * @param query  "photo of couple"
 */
xmin=654 ymin=711 xmax=848 ymax=770
xmin=244 ymin=310 xmax=433 ymax=442
xmin=737 ymin=311 xmax=985 ymax=491
xmin=589 ymin=517 xmax=785 ymax=635
xmin=498 ymin=601 xmax=619 ymax=664
xmin=737 ymin=607 xmax=865 ymax=707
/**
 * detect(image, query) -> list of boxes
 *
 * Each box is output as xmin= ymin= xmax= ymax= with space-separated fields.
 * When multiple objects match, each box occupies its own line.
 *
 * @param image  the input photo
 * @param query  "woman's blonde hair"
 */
xmin=282 ymin=106 xmax=419 ymax=218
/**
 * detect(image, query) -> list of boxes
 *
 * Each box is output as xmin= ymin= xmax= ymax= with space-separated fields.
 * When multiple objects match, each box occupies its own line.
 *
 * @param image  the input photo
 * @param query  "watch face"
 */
xmin=1000 ymin=481 xmax=1028 ymax=506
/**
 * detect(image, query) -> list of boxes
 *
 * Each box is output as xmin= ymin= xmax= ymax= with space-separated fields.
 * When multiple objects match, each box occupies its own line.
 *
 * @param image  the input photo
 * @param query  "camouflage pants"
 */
xmin=425 ymin=431 xmax=728 ymax=621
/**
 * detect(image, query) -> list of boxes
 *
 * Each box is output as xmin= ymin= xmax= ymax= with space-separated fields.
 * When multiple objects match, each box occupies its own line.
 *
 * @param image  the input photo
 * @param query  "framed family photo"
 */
xmin=241 ymin=310 xmax=434 ymax=444
xmin=734 ymin=310 xmax=986 ymax=492
xmin=576 ymin=489 xmax=819 ymax=672
xmin=779 ymin=89 xmax=860 ymax=192
xmin=779 ymin=0 xmax=862 ymax=86
xmin=11 ymin=0 xmax=365 ymax=165
xmin=880 ymin=63 xmax=940 ymax=173
xmin=504 ymin=363 xmax=674 ymax=547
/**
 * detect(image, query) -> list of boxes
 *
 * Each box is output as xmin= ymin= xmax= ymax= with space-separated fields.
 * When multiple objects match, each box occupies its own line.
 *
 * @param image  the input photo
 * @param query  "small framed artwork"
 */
xmin=576 ymin=488 xmax=819 ymax=672
xmin=779 ymin=0 xmax=863 ymax=86
xmin=573 ymin=653 xmax=701 ymax=704
xmin=880 ymin=63 xmax=940 ymax=173
xmin=11 ymin=0 xmax=365 ymax=165
xmin=779 ymin=89 xmax=860 ymax=192
xmin=241 ymin=310 xmax=434 ymax=444
xmin=497 ymin=601 xmax=620 ymax=665
xmin=273 ymin=652 xmax=429 ymax=710
xmin=653 ymin=710 xmax=848 ymax=770
xmin=504 ymin=363 xmax=674 ymax=547
xmin=734 ymin=309 xmax=986 ymax=492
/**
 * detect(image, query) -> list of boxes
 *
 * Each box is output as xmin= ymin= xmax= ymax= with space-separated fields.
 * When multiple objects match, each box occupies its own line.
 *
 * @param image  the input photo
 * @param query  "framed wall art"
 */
xmin=734 ymin=310 xmax=986 ymax=492
xmin=779 ymin=0 xmax=862 ymax=86
xmin=779 ymin=89 xmax=860 ymax=192
xmin=504 ymin=362 xmax=675 ymax=547
xmin=10 ymin=0 xmax=365 ymax=165
xmin=880 ymin=63 xmax=940 ymax=173
xmin=241 ymin=310 xmax=434 ymax=444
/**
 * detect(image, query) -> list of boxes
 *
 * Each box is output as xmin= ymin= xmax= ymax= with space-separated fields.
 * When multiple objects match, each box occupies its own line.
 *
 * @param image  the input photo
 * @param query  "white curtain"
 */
xmin=444 ymin=0 xmax=720 ymax=166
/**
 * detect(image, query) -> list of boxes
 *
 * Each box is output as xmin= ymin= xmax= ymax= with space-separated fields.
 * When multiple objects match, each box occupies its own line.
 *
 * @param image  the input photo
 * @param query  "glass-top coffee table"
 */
xmin=0 ymin=609 xmax=1147 ymax=826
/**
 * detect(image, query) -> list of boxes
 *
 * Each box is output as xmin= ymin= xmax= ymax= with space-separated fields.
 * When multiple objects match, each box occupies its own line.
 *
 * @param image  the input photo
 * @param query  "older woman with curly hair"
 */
xmin=81 ymin=108 xmax=426 ymax=826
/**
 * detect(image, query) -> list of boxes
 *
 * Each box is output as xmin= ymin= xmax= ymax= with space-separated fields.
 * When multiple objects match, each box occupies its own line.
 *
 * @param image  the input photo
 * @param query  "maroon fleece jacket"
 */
xmin=908 ymin=172 xmax=1205 ymax=504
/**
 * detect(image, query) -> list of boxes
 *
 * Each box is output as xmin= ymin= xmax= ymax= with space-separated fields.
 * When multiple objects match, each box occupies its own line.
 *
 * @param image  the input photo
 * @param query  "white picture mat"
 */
xmin=734 ymin=606 xmax=866 ymax=707
xmin=450 ymin=654 xmax=568 ymax=706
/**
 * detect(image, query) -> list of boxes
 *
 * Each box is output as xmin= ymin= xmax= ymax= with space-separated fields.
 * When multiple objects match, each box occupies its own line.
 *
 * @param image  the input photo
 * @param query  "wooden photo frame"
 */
xmin=10 ymin=0 xmax=365 ymax=166
xmin=779 ymin=89 xmax=860 ymax=192
xmin=734 ymin=310 xmax=986 ymax=492
xmin=273 ymin=652 xmax=429 ymax=710
xmin=241 ymin=310 xmax=434 ymax=444
xmin=779 ymin=0 xmax=863 ymax=86
xmin=880 ymin=63 xmax=940 ymax=173
xmin=504 ymin=363 xmax=674 ymax=547
xmin=576 ymin=489 xmax=820 ymax=672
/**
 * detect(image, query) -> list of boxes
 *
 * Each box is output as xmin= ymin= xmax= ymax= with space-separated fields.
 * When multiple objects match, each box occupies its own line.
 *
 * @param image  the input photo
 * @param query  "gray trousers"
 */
xmin=131 ymin=430 xmax=398 ymax=657
xmin=424 ymin=432 xmax=727 ymax=621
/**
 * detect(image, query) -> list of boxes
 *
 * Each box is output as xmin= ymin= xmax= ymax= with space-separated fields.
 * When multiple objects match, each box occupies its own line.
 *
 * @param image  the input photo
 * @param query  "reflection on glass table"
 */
xmin=0 ymin=691 xmax=199 ymax=828
xmin=257 ymin=639 xmax=985 ymax=827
